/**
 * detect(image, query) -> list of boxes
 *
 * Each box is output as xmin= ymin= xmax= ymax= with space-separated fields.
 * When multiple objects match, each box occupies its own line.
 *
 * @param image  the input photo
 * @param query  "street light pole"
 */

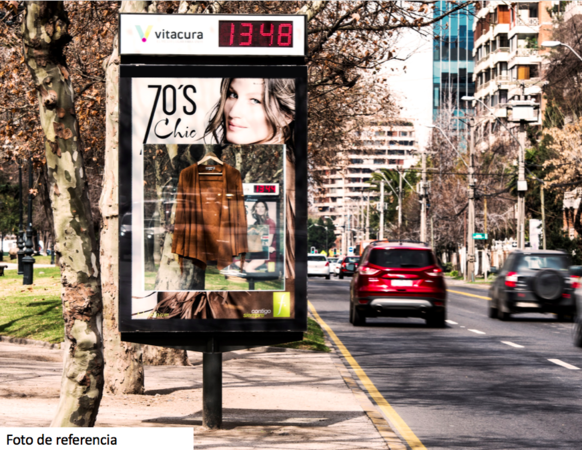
xmin=541 ymin=41 xmax=582 ymax=61
xmin=22 ymin=156 xmax=35 ymax=285
xmin=517 ymin=122 xmax=527 ymax=249
xmin=420 ymin=151 xmax=427 ymax=243
xmin=467 ymin=119 xmax=476 ymax=282
xmin=366 ymin=192 xmax=370 ymax=240
xmin=379 ymin=180 xmax=385 ymax=240
xmin=17 ymin=162 xmax=24 ymax=275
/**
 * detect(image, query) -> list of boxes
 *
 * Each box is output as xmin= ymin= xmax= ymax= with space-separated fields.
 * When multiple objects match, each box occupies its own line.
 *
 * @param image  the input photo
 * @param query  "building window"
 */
xmin=399 ymin=131 xmax=408 ymax=137
xmin=373 ymin=159 xmax=384 ymax=164
xmin=350 ymin=159 xmax=363 ymax=164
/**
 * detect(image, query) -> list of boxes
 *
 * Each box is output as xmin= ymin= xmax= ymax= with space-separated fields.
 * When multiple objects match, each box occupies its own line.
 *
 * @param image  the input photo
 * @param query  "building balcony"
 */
xmin=508 ymin=48 xmax=542 ymax=68
xmin=509 ymin=20 xmax=539 ymax=38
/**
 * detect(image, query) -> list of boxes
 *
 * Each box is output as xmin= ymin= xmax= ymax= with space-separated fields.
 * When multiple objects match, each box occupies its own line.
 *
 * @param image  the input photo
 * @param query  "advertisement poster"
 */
xmin=126 ymin=77 xmax=296 ymax=320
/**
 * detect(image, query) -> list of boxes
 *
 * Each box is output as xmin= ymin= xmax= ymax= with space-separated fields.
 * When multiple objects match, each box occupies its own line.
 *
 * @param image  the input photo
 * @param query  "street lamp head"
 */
xmin=541 ymin=41 xmax=562 ymax=48
xmin=425 ymin=124 xmax=436 ymax=128
xmin=461 ymin=96 xmax=475 ymax=101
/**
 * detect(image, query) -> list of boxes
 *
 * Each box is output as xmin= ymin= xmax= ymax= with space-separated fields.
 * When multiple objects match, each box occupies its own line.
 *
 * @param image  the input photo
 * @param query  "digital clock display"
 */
xmin=219 ymin=21 xmax=294 ymax=48
xmin=254 ymin=184 xmax=277 ymax=194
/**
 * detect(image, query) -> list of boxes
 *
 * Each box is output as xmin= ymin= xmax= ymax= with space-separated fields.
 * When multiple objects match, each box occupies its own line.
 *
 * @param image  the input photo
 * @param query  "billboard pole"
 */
xmin=203 ymin=339 xmax=222 ymax=429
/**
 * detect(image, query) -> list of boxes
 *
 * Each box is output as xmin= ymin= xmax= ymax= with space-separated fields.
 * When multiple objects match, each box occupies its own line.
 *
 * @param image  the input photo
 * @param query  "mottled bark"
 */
xmin=99 ymin=1 xmax=149 ymax=395
xmin=22 ymin=2 xmax=103 ymax=426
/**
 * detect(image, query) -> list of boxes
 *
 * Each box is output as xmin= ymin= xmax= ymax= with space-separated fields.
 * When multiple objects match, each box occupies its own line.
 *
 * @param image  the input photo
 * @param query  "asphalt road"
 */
xmin=308 ymin=277 xmax=582 ymax=450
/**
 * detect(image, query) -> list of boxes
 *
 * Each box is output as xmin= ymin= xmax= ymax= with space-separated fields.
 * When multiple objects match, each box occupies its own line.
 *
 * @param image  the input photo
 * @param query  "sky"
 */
xmin=383 ymin=28 xmax=434 ymax=151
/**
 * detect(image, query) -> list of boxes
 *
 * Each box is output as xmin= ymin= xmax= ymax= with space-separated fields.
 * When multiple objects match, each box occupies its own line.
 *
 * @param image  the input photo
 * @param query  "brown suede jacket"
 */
xmin=171 ymin=163 xmax=248 ymax=269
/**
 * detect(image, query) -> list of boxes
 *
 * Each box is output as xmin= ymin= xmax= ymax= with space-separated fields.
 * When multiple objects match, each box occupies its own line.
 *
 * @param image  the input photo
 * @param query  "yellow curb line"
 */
xmin=447 ymin=289 xmax=491 ymax=300
xmin=308 ymin=301 xmax=427 ymax=450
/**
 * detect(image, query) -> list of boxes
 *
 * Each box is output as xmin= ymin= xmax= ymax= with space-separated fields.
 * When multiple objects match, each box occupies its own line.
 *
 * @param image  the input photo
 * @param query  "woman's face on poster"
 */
xmin=224 ymin=78 xmax=273 ymax=145
xmin=255 ymin=202 xmax=267 ymax=216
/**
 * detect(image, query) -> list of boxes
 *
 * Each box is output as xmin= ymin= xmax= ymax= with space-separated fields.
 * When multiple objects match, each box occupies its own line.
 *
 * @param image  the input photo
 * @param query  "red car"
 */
xmin=349 ymin=241 xmax=446 ymax=327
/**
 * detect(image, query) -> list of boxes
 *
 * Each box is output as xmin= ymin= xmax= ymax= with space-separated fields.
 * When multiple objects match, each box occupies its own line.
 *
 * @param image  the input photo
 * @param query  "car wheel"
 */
xmin=573 ymin=316 xmax=582 ymax=348
xmin=325 ymin=274 xmax=330 ymax=280
xmin=426 ymin=311 xmax=446 ymax=328
xmin=498 ymin=307 xmax=511 ymax=321
xmin=351 ymin=303 xmax=365 ymax=326
xmin=349 ymin=302 xmax=354 ymax=324
xmin=488 ymin=300 xmax=498 ymax=319
xmin=339 ymin=273 xmax=344 ymax=279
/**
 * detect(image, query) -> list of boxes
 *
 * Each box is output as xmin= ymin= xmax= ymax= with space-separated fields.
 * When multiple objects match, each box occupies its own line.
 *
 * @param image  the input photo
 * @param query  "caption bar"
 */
xmin=0 ymin=429 xmax=193 ymax=449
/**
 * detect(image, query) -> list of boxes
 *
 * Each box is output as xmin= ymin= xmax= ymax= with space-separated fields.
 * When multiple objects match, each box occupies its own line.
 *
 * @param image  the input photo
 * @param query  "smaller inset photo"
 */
xmin=141 ymin=143 xmax=285 ymax=292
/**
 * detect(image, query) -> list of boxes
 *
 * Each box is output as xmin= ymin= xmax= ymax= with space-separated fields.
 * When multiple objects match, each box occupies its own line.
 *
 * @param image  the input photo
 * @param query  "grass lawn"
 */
xmin=275 ymin=317 xmax=331 ymax=352
xmin=0 ymin=267 xmax=64 ymax=343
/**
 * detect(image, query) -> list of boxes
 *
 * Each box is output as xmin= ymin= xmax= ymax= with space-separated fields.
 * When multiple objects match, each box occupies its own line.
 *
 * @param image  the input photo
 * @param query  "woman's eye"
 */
xmin=228 ymin=91 xmax=238 ymax=99
xmin=251 ymin=98 xmax=262 ymax=105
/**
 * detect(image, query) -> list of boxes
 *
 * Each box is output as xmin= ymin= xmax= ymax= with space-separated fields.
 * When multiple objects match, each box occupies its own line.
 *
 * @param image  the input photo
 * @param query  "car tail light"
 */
xmin=571 ymin=276 xmax=580 ymax=289
xmin=359 ymin=266 xmax=380 ymax=276
xmin=505 ymin=272 xmax=518 ymax=288
xmin=426 ymin=267 xmax=443 ymax=277
xmin=324 ymin=262 xmax=329 ymax=267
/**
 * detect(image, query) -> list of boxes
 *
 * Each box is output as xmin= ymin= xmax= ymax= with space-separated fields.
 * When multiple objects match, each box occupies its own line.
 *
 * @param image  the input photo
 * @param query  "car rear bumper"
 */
xmin=504 ymin=291 xmax=575 ymax=312
xmin=308 ymin=268 xmax=330 ymax=276
xmin=355 ymin=296 xmax=445 ymax=318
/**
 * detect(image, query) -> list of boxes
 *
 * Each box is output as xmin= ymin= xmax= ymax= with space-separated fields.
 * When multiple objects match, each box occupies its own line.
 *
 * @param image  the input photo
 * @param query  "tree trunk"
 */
xmin=99 ymin=1 xmax=149 ymax=395
xmin=22 ymin=2 xmax=103 ymax=427
xmin=100 ymin=1 xmax=189 ymax=376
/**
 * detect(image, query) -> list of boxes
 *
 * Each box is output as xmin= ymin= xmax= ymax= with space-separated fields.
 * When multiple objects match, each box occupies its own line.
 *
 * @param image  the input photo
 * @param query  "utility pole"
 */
xmin=541 ymin=184 xmax=546 ymax=250
xmin=398 ymin=170 xmax=403 ymax=235
xmin=467 ymin=119 xmax=476 ymax=282
xmin=431 ymin=216 xmax=434 ymax=249
xmin=366 ymin=192 xmax=370 ymax=240
xmin=420 ymin=152 xmax=427 ymax=243
xmin=341 ymin=173 xmax=347 ymax=255
xmin=379 ymin=180 xmax=385 ymax=240
xmin=517 ymin=122 xmax=527 ymax=250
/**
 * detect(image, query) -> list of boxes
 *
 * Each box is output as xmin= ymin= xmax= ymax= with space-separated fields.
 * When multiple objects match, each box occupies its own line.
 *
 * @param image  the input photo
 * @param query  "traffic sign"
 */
xmin=473 ymin=233 xmax=488 ymax=240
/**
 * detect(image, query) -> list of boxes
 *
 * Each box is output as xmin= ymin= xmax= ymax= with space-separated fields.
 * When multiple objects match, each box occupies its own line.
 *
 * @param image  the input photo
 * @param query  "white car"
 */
xmin=328 ymin=257 xmax=339 ymax=275
xmin=307 ymin=254 xmax=330 ymax=279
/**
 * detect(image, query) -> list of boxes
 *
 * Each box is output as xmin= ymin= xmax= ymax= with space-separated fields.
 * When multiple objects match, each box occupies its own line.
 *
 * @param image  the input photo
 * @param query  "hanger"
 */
xmin=198 ymin=151 xmax=223 ymax=176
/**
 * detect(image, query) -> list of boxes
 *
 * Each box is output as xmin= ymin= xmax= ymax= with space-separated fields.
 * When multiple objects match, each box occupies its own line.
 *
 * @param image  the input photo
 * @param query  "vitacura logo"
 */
xmin=136 ymin=25 xmax=153 ymax=43
xmin=273 ymin=293 xmax=291 ymax=318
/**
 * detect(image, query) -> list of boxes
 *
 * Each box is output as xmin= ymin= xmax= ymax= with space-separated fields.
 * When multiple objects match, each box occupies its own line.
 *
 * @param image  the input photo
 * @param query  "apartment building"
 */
xmin=472 ymin=1 xmax=553 ymax=148
xmin=311 ymin=121 xmax=419 ymax=241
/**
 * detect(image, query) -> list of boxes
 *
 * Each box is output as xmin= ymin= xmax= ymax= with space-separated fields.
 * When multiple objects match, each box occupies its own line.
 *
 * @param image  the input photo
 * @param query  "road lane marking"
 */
xmin=447 ymin=289 xmax=490 ymax=300
xmin=548 ymin=359 xmax=580 ymax=370
xmin=468 ymin=329 xmax=486 ymax=335
xmin=501 ymin=341 xmax=524 ymax=348
xmin=308 ymin=301 xmax=426 ymax=450
xmin=445 ymin=320 xmax=458 ymax=325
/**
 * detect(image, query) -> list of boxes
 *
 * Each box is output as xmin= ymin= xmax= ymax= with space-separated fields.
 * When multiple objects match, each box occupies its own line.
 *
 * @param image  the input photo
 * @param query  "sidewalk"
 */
xmin=0 ymin=340 xmax=406 ymax=449
xmin=446 ymin=277 xmax=491 ymax=291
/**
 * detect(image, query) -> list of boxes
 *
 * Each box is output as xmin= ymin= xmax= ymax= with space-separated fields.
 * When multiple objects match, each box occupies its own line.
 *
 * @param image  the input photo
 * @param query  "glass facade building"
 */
xmin=433 ymin=1 xmax=475 ymax=120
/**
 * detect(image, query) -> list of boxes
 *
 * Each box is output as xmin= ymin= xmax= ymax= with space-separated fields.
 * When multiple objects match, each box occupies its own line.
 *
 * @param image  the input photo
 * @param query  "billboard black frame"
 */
xmin=118 ymin=64 xmax=308 ymax=348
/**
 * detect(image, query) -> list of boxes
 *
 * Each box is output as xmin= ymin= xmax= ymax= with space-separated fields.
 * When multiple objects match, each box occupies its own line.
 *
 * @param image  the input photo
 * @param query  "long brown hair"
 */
xmin=204 ymin=78 xmax=295 ymax=147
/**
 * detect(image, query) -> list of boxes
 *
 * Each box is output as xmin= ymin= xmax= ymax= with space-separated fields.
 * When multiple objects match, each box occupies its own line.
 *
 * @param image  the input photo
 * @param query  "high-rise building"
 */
xmin=311 ymin=120 xmax=419 ymax=250
xmin=432 ymin=1 xmax=475 ymax=119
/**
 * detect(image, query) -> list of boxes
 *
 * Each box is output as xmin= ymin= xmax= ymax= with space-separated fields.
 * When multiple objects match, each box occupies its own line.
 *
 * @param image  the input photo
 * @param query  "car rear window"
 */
xmin=517 ymin=255 xmax=568 ymax=271
xmin=308 ymin=255 xmax=327 ymax=262
xmin=345 ymin=257 xmax=360 ymax=263
xmin=369 ymin=249 xmax=434 ymax=268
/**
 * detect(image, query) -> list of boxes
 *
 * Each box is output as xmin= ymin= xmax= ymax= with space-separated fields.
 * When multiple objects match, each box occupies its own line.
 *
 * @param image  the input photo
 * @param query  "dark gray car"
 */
xmin=489 ymin=250 xmax=576 ymax=321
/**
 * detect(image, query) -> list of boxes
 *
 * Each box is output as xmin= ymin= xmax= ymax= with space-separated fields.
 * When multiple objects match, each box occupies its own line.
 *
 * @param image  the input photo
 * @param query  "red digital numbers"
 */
xmin=254 ymin=185 xmax=276 ymax=193
xmin=220 ymin=21 xmax=293 ymax=48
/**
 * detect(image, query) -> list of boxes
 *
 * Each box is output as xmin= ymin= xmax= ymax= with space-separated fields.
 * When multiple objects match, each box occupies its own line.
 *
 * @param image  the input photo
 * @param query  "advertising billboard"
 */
xmin=118 ymin=65 xmax=307 ymax=337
